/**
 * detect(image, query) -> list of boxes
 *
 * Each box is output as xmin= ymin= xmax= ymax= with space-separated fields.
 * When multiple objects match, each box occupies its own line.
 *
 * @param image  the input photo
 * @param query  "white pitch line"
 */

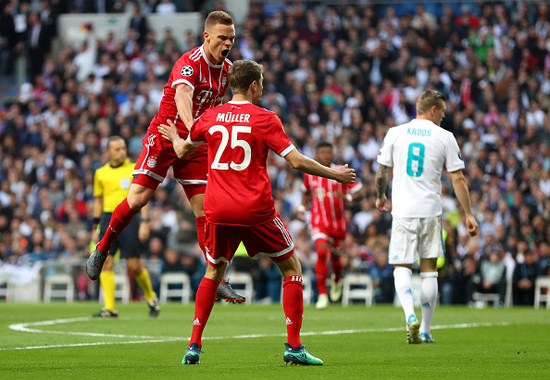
xmin=1 ymin=319 xmax=514 ymax=351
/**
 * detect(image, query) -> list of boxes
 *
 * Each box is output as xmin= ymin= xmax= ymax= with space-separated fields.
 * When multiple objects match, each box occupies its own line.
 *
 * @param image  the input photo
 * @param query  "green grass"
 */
xmin=0 ymin=302 xmax=548 ymax=379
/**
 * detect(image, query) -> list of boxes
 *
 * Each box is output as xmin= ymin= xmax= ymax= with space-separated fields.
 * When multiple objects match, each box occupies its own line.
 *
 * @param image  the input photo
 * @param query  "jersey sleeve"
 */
xmin=266 ymin=113 xmax=295 ymax=157
xmin=377 ymin=128 xmax=394 ymax=167
xmin=171 ymin=54 xmax=200 ymax=90
xmin=445 ymin=134 xmax=465 ymax=172
xmin=346 ymin=180 xmax=363 ymax=194
xmin=93 ymin=169 xmax=103 ymax=198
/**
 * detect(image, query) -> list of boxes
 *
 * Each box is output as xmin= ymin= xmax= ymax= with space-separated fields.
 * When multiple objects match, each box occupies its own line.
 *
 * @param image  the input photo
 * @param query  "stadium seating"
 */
xmin=159 ymin=272 xmax=192 ymax=304
xmin=43 ymin=273 xmax=74 ymax=303
xmin=341 ymin=274 xmax=375 ymax=306
xmin=534 ymin=276 xmax=550 ymax=309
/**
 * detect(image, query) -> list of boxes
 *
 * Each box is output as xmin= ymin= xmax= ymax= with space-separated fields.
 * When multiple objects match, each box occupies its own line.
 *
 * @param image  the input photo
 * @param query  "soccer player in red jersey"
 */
xmin=158 ymin=60 xmax=356 ymax=365
xmin=301 ymin=142 xmax=363 ymax=309
xmin=87 ymin=11 xmax=244 ymax=302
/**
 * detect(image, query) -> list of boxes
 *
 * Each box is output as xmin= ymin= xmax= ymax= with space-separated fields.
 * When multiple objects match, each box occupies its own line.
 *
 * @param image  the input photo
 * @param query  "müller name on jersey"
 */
xmin=216 ymin=112 xmax=251 ymax=123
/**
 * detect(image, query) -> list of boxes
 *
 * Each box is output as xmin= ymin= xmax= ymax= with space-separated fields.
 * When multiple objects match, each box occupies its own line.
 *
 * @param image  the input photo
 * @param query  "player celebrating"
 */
xmin=91 ymin=136 xmax=159 ymax=318
xmin=301 ymin=142 xmax=362 ymax=309
xmin=87 ymin=11 xmax=244 ymax=303
xmin=158 ymin=60 xmax=356 ymax=365
xmin=375 ymin=90 xmax=478 ymax=344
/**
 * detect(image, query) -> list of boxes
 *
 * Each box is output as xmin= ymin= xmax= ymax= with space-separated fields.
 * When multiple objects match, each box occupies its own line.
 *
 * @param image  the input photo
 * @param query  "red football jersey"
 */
xmin=302 ymin=170 xmax=362 ymax=233
xmin=189 ymin=101 xmax=295 ymax=226
xmin=150 ymin=45 xmax=231 ymax=138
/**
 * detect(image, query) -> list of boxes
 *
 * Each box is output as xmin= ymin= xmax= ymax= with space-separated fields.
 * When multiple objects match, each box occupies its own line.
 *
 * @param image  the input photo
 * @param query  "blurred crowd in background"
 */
xmin=1 ymin=0 xmax=550 ymax=306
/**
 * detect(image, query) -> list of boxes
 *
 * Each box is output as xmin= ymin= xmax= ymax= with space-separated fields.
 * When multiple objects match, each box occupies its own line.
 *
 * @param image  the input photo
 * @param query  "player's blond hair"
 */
xmin=205 ymin=10 xmax=234 ymax=31
xmin=228 ymin=60 xmax=263 ymax=94
xmin=416 ymin=90 xmax=446 ymax=115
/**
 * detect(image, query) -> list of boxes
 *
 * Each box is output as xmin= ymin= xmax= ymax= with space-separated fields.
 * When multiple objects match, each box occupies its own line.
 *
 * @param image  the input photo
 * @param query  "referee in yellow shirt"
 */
xmin=91 ymin=136 xmax=159 ymax=317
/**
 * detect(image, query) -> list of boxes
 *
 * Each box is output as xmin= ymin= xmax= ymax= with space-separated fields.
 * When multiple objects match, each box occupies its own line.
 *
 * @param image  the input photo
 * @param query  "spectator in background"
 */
xmin=512 ymin=249 xmax=538 ymax=305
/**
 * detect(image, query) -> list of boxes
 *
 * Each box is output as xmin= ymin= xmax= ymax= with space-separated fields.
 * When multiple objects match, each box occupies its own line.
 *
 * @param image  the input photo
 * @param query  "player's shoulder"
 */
xmin=178 ymin=46 xmax=203 ymax=65
xmin=225 ymin=58 xmax=233 ymax=67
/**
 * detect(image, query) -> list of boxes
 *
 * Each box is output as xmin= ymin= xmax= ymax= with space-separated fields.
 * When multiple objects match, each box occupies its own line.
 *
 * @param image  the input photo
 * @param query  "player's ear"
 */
xmin=203 ymin=30 xmax=209 ymax=42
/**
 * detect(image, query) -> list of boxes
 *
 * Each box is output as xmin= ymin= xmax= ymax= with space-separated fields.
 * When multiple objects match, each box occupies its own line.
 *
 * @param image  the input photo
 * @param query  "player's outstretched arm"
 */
xmin=158 ymin=120 xmax=197 ymax=159
xmin=174 ymin=84 xmax=195 ymax=131
xmin=375 ymin=164 xmax=390 ymax=212
xmin=450 ymin=169 xmax=479 ymax=236
xmin=284 ymin=149 xmax=356 ymax=184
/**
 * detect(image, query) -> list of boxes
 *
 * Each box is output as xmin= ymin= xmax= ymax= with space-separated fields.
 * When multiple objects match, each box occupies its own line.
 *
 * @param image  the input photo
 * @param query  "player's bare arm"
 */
xmin=450 ymin=169 xmax=479 ymax=236
xmin=174 ymin=84 xmax=194 ymax=131
xmin=285 ymin=149 xmax=356 ymax=184
xmin=158 ymin=120 xmax=198 ymax=159
xmin=375 ymin=164 xmax=390 ymax=212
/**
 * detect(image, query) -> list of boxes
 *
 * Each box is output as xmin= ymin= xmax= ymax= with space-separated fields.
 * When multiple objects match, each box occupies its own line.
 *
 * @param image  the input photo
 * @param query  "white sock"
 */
xmin=420 ymin=272 xmax=438 ymax=334
xmin=394 ymin=267 xmax=415 ymax=321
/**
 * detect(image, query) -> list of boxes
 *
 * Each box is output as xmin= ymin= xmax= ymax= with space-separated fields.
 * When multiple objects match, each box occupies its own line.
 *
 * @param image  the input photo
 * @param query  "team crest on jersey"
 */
xmin=221 ymin=76 xmax=227 ymax=87
xmin=120 ymin=177 xmax=131 ymax=190
xmin=181 ymin=65 xmax=194 ymax=76
xmin=147 ymin=156 xmax=158 ymax=168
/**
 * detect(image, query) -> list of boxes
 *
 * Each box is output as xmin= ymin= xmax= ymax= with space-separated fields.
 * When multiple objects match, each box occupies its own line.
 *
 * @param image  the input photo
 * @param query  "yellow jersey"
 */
xmin=93 ymin=159 xmax=134 ymax=213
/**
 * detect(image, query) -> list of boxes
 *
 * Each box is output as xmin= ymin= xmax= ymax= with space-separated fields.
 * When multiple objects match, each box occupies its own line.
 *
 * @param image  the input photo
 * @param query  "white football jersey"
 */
xmin=377 ymin=119 xmax=465 ymax=218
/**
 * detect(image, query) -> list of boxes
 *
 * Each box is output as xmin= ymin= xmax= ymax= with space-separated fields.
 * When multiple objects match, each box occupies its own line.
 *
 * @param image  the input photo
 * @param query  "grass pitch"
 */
xmin=0 ymin=302 xmax=548 ymax=379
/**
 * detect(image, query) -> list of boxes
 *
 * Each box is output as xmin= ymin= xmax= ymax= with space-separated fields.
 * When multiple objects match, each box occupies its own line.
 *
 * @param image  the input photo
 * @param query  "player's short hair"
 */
xmin=205 ymin=10 xmax=234 ymax=31
xmin=316 ymin=141 xmax=333 ymax=150
xmin=416 ymin=90 xmax=446 ymax=115
xmin=228 ymin=60 xmax=263 ymax=94
xmin=107 ymin=135 xmax=125 ymax=149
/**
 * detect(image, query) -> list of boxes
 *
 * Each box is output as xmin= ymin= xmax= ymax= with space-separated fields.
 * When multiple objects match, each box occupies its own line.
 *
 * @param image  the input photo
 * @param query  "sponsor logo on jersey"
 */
xmin=147 ymin=156 xmax=157 ymax=168
xmin=181 ymin=65 xmax=194 ymax=76
xmin=200 ymin=76 xmax=208 ymax=83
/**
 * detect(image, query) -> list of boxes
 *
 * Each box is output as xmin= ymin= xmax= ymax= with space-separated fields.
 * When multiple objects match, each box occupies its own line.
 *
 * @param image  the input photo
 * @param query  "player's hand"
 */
xmin=466 ymin=214 xmax=478 ymax=237
xmin=376 ymin=195 xmax=388 ymax=212
xmin=138 ymin=221 xmax=150 ymax=243
xmin=158 ymin=119 xmax=179 ymax=142
xmin=335 ymin=164 xmax=356 ymax=184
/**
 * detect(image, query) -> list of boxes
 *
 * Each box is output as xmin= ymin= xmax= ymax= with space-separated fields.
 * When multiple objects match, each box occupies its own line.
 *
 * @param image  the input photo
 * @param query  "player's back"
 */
xmin=380 ymin=119 xmax=463 ymax=218
xmin=192 ymin=101 xmax=294 ymax=226
xmin=151 ymin=46 xmax=231 ymax=137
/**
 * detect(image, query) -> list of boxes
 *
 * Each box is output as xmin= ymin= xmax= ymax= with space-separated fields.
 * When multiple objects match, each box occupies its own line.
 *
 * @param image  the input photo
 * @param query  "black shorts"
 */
xmin=99 ymin=213 xmax=141 ymax=258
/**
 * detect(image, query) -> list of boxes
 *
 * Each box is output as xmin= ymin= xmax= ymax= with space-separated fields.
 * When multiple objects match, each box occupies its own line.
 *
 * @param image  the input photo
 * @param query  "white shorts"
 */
xmin=388 ymin=216 xmax=443 ymax=265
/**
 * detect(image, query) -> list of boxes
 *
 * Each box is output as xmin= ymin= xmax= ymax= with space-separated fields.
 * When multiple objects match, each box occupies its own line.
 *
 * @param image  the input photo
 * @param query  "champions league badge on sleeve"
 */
xmin=181 ymin=65 xmax=194 ymax=76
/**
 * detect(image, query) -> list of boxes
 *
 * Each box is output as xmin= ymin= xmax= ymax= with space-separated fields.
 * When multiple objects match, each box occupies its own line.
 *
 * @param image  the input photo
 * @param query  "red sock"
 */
xmin=97 ymin=199 xmax=139 ymax=252
xmin=190 ymin=277 xmax=219 ymax=348
xmin=283 ymin=276 xmax=303 ymax=348
xmin=330 ymin=253 xmax=342 ymax=283
xmin=314 ymin=246 xmax=330 ymax=295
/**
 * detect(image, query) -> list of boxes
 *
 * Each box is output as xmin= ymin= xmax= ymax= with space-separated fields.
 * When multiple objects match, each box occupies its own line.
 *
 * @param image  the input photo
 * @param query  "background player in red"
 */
xmin=301 ymin=142 xmax=363 ymax=309
xmin=87 ymin=11 xmax=243 ymax=302
xmin=158 ymin=60 xmax=356 ymax=365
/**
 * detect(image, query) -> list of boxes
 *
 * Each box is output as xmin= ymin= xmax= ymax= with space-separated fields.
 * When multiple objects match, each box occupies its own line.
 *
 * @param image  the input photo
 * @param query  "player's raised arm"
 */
xmin=158 ymin=119 xmax=198 ymax=159
xmin=284 ymin=149 xmax=356 ymax=184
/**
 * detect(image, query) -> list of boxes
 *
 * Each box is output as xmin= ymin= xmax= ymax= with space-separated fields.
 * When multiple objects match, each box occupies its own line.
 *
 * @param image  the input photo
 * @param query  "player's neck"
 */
xmin=231 ymin=94 xmax=252 ymax=103
xmin=416 ymin=115 xmax=435 ymax=124
xmin=202 ymin=44 xmax=223 ymax=65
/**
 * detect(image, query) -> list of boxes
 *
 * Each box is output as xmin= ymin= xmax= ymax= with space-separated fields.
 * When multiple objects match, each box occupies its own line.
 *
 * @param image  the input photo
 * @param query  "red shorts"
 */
xmin=311 ymin=225 xmax=346 ymax=250
xmin=132 ymin=131 xmax=207 ymax=200
xmin=205 ymin=214 xmax=295 ymax=268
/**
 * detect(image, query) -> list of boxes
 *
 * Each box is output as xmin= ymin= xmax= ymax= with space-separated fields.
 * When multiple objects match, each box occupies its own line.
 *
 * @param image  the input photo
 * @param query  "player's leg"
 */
xmin=88 ymin=182 xmax=156 ymax=281
xmin=184 ymin=223 xmax=239 ymax=365
xmin=244 ymin=214 xmax=322 ymax=365
xmin=390 ymin=218 xmax=421 ymax=344
xmin=313 ymin=238 xmax=331 ymax=309
xmin=329 ymin=236 xmax=344 ymax=302
xmin=419 ymin=260 xmax=438 ymax=343
xmin=417 ymin=216 xmax=443 ymax=343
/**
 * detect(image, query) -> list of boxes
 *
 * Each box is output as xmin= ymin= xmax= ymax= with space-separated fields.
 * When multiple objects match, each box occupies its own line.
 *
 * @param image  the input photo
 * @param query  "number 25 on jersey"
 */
xmin=209 ymin=125 xmax=252 ymax=171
